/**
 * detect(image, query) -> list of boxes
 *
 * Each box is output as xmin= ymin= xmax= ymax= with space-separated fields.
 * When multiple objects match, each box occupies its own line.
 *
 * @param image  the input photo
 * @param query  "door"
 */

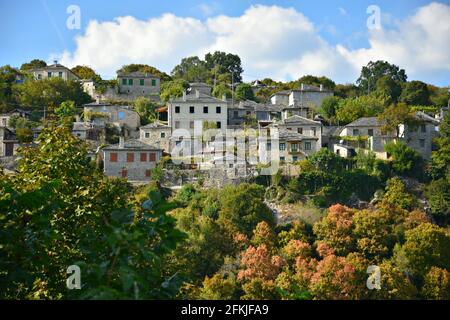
xmin=5 ymin=142 xmax=14 ymax=156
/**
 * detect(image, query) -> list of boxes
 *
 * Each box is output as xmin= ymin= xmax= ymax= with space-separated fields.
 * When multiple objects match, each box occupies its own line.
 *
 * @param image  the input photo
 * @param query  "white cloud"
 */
xmin=338 ymin=7 xmax=347 ymax=16
xmin=57 ymin=3 xmax=450 ymax=85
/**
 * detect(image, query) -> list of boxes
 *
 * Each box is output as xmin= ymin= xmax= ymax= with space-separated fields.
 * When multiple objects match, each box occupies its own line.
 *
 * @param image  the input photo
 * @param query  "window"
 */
xmin=140 ymin=153 xmax=147 ymax=162
xmin=233 ymin=111 xmax=239 ymax=118
xmin=128 ymin=79 xmax=133 ymax=85
xmin=145 ymin=132 xmax=150 ymax=138
xmin=145 ymin=170 xmax=152 ymax=177
xmin=38 ymin=74 xmax=42 ymax=79
xmin=190 ymin=106 xmax=195 ymax=113
xmin=140 ymin=79 xmax=144 ymax=86
xmin=110 ymin=153 xmax=118 ymax=162
xmin=175 ymin=106 xmax=180 ymax=113
xmin=149 ymin=153 xmax=156 ymax=162
xmin=353 ymin=129 xmax=360 ymax=135
xmin=287 ymin=128 xmax=292 ymax=131
xmin=292 ymin=156 xmax=298 ymax=162
xmin=216 ymin=106 xmax=221 ymax=114
xmin=216 ymin=121 xmax=221 ymax=129
xmin=151 ymin=79 xmax=156 ymax=86
xmin=297 ymin=128 xmax=303 ymax=134
xmin=58 ymin=72 xmax=63 ymax=77
xmin=121 ymin=169 xmax=127 ymax=178
xmin=291 ymin=143 xmax=299 ymax=152
xmin=368 ymin=129 xmax=374 ymax=136
xmin=118 ymin=111 xmax=125 ymax=120
xmin=421 ymin=124 xmax=426 ymax=133
xmin=419 ymin=139 xmax=425 ymax=148
xmin=305 ymin=141 xmax=312 ymax=150
xmin=312 ymin=127 xmax=316 ymax=136
xmin=47 ymin=72 xmax=52 ymax=78
xmin=280 ymin=156 xmax=285 ymax=161
xmin=175 ymin=121 xmax=180 ymax=129
xmin=160 ymin=132 xmax=166 ymax=138
xmin=190 ymin=121 xmax=194 ymax=129
xmin=122 ymin=78 xmax=127 ymax=85
xmin=203 ymin=106 xmax=208 ymax=113
xmin=246 ymin=111 xmax=251 ymax=115
xmin=267 ymin=142 xmax=272 ymax=151
xmin=279 ymin=143 xmax=286 ymax=151
xmin=175 ymin=141 xmax=181 ymax=146
xmin=127 ymin=153 xmax=134 ymax=162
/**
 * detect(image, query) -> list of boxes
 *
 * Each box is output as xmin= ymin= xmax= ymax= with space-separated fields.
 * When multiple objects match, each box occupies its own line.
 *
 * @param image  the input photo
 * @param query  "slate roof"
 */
xmin=278 ymin=129 xmax=318 ymax=140
xmin=140 ymin=122 xmax=171 ymax=130
xmin=345 ymin=117 xmax=382 ymax=127
xmin=104 ymin=139 xmax=161 ymax=151
xmin=282 ymin=115 xmax=321 ymax=125
xmin=171 ymin=92 xmax=226 ymax=104
xmin=117 ymin=71 xmax=158 ymax=78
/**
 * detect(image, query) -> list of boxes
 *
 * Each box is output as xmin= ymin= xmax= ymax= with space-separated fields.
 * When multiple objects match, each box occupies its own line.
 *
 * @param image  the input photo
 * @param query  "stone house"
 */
xmin=0 ymin=109 xmax=31 ymax=128
xmin=227 ymin=100 xmax=257 ymax=126
xmin=258 ymin=128 xmax=318 ymax=163
xmin=398 ymin=111 xmax=440 ymax=159
xmin=117 ymin=71 xmax=160 ymax=101
xmin=139 ymin=122 xmax=172 ymax=153
xmin=103 ymin=138 xmax=162 ymax=181
xmin=0 ymin=127 xmax=19 ymax=157
xmin=29 ymin=62 xmax=80 ymax=81
xmin=276 ymin=115 xmax=322 ymax=151
xmin=269 ymin=84 xmax=333 ymax=118
xmin=168 ymin=83 xmax=228 ymax=161
xmin=72 ymin=122 xmax=104 ymax=141
xmin=83 ymin=102 xmax=141 ymax=137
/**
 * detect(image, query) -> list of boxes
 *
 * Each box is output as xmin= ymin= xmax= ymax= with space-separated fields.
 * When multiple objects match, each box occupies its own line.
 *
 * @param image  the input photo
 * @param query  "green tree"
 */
xmin=335 ymin=95 xmax=386 ymax=124
xmin=381 ymin=177 xmax=416 ymax=210
xmin=71 ymin=65 xmax=101 ymax=81
xmin=171 ymin=56 xmax=209 ymax=83
xmin=318 ymin=96 xmax=341 ymax=122
xmin=425 ymin=179 xmax=450 ymax=220
xmin=400 ymin=81 xmax=431 ymax=105
xmin=394 ymin=223 xmax=450 ymax=279
xmin=375 ymin=75 xmax=402 ymax=104
xmin=160 ymin=79 xmax=189 ymax=102
xmin=20 ymin=59 xmax=47 ymax=71
xmin=133 ymin=96 xmax=157 ymax=125
xmin=0 ymin=126 xmax=185 ymax=299
xmin=204 ymin=51 xmax=243 ymax=83
xmin=357 ymin=60 xmax=407 ymax=93
xmin=117 ymin=64 xmax=171 ymax=82
xmin=296 ymin=75 xmax=336 ymax=91
xmin=235 ymin=83 xmax=255 ymax=101
xmin=54 ymin=100 xmax=77 ymax=124
xmin=13 ymin=77 xmax=92 ymax=109
xmin=421 ymin=267 xmax=450 ymax=300
xmin=212 ymin=83 xmax=232 ymax=99
xmin=384 ymin=141 xmax=422 ymax=176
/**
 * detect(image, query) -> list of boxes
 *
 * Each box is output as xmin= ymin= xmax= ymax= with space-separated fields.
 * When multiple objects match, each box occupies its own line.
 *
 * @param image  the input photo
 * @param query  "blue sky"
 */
xmin=1 ymin=0 xmax=449 ymax=85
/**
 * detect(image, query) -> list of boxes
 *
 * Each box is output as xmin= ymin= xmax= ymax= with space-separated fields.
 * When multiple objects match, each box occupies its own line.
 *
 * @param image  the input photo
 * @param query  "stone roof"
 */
xmin=345 ymin=117 xmax=382 ymax=127
xmin=282 ymin=115 xmax=321 ymax=125
xmin=72 ymin=122 xmax=104 ymax=131
xmin=278 ymin=129 xmax=318 ymax=140
xmin=117 ymin=71 xmax=158 ymax=78
xmin=104 ymin=139 xmax=161 ymax=151
xmin=254 ymin=103 xmax=284 ymax=112
xmin=140 ymin=122 xmax=171 ymax=130
xmin=415 ymin=111 xmax=440 ymax=125
xmin=171 ymin=92 xmax=226 ymax=104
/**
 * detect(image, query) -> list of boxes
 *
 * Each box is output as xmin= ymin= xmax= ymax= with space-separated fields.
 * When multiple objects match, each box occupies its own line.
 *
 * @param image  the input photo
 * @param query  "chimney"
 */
xmin=301 ymin=83 xmax=304 ymax=91
xmin=195 ymin=89 xmax=200 ymax=98
xmin=320 ymin=84 xmax=323 ymax=91
xmin=182 ymin=90 xmax=187 ymax=101
xmin=119 ymin=136 xmax=124 ymax=148
xmin=222 ymin=94 xmax=227 ymax=102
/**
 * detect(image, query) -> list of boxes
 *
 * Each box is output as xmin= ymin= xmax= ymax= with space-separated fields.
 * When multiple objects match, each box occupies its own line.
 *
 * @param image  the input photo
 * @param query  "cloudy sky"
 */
xmin=1 ymin=0 xmax=449 ymax=86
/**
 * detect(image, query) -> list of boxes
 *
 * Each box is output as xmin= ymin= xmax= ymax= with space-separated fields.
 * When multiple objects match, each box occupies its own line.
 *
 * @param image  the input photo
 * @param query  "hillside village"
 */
xmin=1 ymin=58 xmax=447 ymax=187
xmin=1 ymin=54 xmax=450 ymax=301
